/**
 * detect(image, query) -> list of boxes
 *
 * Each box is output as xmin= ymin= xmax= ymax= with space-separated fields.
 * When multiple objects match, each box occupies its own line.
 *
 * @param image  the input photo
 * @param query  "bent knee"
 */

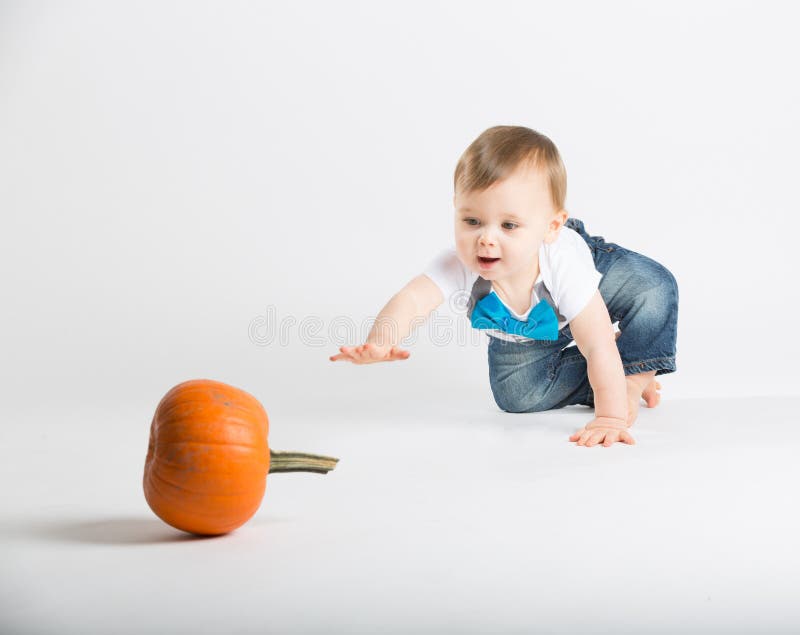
xmin=616 ymin=254 xmax=678 ymax=297
xmin=491 ymin=386 xmax=549 ymax=413
xmin=649 ymin=272 xmax=678 ymax=306
xmin=624 ymin=258 xmax=679 ymax=311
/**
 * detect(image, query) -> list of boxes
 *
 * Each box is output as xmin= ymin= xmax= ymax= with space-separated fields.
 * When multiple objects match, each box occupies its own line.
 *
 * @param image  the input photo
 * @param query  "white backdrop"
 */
xmin=2 ymin=0 xmax=799 ymax=411
xmin=4 ymin=3 xmax=800 ymax=634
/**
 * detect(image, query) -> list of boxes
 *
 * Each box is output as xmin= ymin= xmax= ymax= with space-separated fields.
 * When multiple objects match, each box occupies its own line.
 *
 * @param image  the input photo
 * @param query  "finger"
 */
xmin=342 ymin=346 xmax=368 ymax=362
xmin=571 ymin=427 xmax=587 ymax=441
xmin=341 ymin=346 xmax=362 ymax=360
xmin=586 ymin=431 xmax=605 ymax=447
xmin=621 ymin=430 xmax=636 ymax=444
xmin=583 ymin=429 xmax=602 ymax=446
xmin=364 ymin=344 xmax=384 ymax=359
xmin=355 ymin=344 xmax=375 ymax=362
xmin=603 ymin=432 xmax=617 ymax=447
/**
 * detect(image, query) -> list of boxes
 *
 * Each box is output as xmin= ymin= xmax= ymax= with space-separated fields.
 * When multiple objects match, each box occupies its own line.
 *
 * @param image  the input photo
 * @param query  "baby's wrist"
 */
xmin=365 ymin=340 xmax=392 ymax=351
xmin=589 ymin=415 xmax=627 ymax=429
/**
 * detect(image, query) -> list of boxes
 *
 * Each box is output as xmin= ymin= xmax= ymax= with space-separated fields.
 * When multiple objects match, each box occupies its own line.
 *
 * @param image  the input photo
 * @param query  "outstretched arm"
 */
xmin=330 ymin=274 xmax=444 ymax=364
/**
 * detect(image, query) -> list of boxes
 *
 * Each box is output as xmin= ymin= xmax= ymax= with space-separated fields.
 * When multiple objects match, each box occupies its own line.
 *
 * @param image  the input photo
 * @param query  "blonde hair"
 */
xmin=454 ymin=125 xmax=567 ymax=213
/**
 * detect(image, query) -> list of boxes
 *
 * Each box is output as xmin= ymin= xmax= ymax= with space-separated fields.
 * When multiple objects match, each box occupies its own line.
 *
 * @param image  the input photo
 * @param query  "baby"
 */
xmin=330 ymin=125 xmax=679 ymax=448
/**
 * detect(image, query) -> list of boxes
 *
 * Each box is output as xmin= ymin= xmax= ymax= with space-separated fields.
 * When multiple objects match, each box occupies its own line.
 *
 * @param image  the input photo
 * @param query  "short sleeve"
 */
xmin=547 ymin=229 xmax=603 ymax=324
xmin=422 ymin=248 xmax=471 ymax=306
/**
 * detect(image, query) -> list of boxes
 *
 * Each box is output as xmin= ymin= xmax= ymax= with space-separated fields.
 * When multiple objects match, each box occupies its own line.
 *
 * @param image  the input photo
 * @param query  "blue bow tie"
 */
xmin=470 ymin=291 xmax=559 ymax=340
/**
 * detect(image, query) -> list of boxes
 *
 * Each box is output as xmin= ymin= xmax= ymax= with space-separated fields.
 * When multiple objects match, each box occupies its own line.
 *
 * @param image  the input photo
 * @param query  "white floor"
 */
xmin=2 ymin=386 xmax=799 ymax=634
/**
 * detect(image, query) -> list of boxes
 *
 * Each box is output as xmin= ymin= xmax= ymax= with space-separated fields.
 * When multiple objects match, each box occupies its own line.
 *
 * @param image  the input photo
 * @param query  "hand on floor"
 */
xmin=569 ymin=416 xmax=635 ymax=447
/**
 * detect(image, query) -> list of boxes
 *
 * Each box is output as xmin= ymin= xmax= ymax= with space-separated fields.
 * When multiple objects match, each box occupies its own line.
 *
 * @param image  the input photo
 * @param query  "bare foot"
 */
xmin=625 ymin=377 xmax=662 ymax=427
xmin=642 ymin=379 xmax=662 ymax=408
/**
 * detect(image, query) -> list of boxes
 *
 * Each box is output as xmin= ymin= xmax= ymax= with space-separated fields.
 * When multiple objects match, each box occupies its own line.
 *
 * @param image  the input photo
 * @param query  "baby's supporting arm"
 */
xmin=329 ymin=274 xmax=444 ymax=365
xmin=567 ymin=290 xmax=632 ymax=446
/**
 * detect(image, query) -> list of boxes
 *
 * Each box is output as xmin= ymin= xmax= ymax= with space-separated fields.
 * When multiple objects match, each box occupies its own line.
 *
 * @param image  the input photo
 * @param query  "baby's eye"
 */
xmin=463 ymin=219 xmax=518 ymax=230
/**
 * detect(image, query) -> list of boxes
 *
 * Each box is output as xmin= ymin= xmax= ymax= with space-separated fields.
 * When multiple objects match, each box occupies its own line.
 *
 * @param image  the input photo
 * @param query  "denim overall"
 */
xmin=487 ymin=217 xmax=679 ymax=413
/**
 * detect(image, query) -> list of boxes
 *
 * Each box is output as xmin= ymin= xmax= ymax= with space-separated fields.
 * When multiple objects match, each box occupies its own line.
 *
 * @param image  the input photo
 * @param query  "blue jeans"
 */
xmin=487 ymin=217 xmax=679 ymax=412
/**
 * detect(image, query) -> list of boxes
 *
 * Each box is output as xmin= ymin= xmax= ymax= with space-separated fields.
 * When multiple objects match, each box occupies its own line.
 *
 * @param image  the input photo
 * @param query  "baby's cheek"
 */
xmin=454 ymin=248 xmax=471 ymax=266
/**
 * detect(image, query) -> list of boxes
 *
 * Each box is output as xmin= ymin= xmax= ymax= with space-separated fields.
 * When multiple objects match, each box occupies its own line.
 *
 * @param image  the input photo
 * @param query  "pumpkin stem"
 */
xmin=269 ymin=450 xmax=339 ymax=474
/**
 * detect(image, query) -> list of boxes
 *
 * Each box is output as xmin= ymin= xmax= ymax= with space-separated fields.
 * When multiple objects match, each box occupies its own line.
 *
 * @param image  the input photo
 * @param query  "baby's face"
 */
xmin=453 ymin=163 xmax=566 ymax=282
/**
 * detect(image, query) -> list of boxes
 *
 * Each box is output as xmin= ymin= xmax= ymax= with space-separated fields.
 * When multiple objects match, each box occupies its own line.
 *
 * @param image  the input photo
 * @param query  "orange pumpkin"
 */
xmin=143 ymin=379 xmax=338 ymax=536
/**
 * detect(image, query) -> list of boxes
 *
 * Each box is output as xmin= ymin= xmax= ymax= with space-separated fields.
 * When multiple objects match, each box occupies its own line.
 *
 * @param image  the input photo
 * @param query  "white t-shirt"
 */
xmin=422 ymin=225 xmax=603 ymax=343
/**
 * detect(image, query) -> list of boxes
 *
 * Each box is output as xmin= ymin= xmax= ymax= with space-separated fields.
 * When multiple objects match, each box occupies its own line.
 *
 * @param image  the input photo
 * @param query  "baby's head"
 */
xmin=452 ymin=125 xmax=568 ymax=281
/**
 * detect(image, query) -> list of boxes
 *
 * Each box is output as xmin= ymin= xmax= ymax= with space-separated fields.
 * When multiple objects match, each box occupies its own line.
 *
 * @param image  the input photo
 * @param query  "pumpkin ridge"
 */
xmin=144 ymin=469 xmax=171 ymax=504
xmin=157 ymin=413 xmax=266 ymax=441
xmin=150 ymin=455 xmax=261 ymax=473
xmin=151 ymin=469 xmax=260 ymax=501
xmin=148 ymin=467 xmax=198 ymax=495
xmin=159 ymin=440 xmax=265 ymax=451
xmin=153 ymin=460 xmax=267 ymax=482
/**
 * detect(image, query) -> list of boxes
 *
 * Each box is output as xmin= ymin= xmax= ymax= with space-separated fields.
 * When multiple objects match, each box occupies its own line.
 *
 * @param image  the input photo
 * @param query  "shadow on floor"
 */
xmin=10 ymin=517 xmax=221 ymax=545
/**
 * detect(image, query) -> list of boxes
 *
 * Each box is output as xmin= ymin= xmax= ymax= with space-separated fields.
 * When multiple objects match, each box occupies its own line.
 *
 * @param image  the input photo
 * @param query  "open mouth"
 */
xmin=478 ymin=256 xmax=500 ymax=269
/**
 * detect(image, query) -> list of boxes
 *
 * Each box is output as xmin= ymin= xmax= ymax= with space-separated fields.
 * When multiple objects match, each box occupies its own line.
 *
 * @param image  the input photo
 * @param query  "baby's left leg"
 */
xmin=565 ymin=218 xmax=677 ymax=426
xmin=609 ymin=330 xmax=660 ymax=425
xmin=624 ymin=369 xmax=660 ymax=426
xmin=601 ymin=252 xmax=678 ymax=425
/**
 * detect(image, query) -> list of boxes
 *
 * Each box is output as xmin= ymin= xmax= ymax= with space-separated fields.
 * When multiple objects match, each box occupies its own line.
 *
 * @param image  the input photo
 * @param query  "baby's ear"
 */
xmin=543 ymin=210 xmax=568 ymax=243
xmin=543 ymin=226 xmax=563 ymax=245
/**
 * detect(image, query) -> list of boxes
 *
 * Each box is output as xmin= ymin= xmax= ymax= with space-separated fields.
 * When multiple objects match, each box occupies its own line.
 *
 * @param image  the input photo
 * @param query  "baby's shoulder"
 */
xmin=542 ymin=225 xmax=593 ymax=264
xmin=422 ymin=247 xmax=478 ymax=298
